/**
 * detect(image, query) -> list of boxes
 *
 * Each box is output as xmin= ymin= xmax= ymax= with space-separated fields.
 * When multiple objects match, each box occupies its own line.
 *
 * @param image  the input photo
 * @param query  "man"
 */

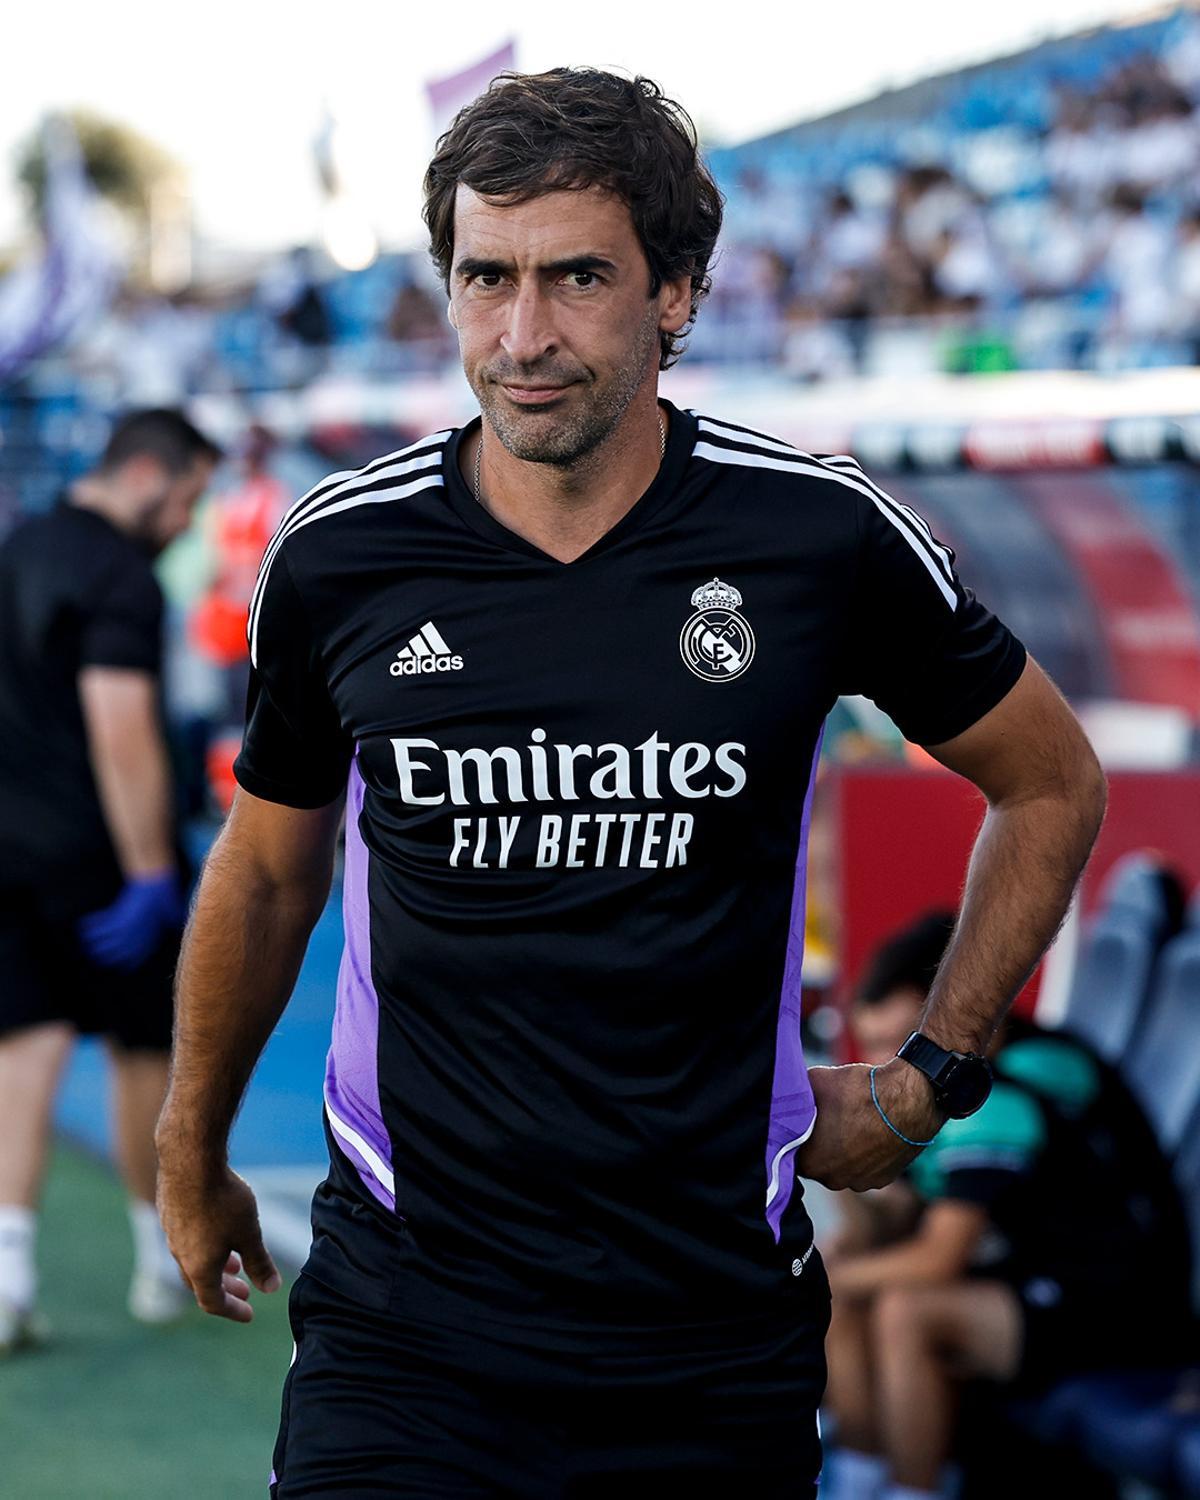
xmin=157 ymin=69 xmax=1106 ymax=1498
xmin=0 ymin=408 xmax=219 ymax=1350
xmin=824 ymin=913 xmax=1195 ymax=1500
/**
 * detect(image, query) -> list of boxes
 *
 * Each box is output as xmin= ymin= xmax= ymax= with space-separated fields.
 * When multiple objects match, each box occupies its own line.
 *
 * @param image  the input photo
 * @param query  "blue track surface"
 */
xmin=56 ymin=878 xmax=344 ymax=1170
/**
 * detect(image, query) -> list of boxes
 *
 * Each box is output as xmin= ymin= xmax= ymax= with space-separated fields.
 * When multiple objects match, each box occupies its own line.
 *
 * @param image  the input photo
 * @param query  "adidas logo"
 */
xmin=390 ymin=621 xmax=464 ymax=677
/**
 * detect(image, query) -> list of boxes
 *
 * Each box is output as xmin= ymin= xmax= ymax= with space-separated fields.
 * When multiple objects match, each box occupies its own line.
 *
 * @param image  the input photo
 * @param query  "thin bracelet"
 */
xmin=869 ymin=1066 xmax=938 ymax=1148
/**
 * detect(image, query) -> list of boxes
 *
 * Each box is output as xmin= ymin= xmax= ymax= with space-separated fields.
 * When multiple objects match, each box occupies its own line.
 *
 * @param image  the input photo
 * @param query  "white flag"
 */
xmin=0 ymin=117 xmax=124 ymax=383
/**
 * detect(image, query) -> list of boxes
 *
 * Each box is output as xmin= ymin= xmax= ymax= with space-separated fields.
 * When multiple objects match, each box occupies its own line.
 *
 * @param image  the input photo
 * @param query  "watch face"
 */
xmin=944 ymin=1057 xmax=993 ymax=1117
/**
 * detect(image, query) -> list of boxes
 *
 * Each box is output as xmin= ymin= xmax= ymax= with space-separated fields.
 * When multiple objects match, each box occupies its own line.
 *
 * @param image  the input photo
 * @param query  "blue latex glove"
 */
xmin=77 ymin=872 xmax=187 ymax=971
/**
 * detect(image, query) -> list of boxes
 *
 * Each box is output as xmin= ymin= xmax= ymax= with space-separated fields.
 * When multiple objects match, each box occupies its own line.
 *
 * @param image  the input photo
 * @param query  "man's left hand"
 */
xmin=792 ymin=1060 xmax=945 ymax=1192
xmin=77 ymin=871 xmax=187 ymax=970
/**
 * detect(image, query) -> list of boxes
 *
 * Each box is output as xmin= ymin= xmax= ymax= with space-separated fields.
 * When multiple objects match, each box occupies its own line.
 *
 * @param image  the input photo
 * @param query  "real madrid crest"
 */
xmin=680 ymin=578 xmax=756 ymax=682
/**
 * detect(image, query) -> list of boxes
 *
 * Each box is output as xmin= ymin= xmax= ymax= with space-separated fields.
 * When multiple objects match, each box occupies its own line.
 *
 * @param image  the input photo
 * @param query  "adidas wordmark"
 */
xmin=391 ymin=621 xmax=464 ymax=677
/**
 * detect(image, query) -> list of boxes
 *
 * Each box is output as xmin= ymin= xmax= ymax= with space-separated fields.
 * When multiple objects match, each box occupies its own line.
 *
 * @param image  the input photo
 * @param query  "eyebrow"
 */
xmin=453 ymin=254 xmax=619 ymax=281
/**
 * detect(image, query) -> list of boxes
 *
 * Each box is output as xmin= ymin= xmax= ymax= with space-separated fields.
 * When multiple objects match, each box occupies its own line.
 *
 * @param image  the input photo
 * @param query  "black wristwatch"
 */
xmin=896 ymin=1031 xmax=994 ymax=1119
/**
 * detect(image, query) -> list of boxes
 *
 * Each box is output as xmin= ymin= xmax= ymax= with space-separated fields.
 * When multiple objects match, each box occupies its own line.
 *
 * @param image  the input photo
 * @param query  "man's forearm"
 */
xmin=920 ymin=776 xmax=1106 ymax=1056
xmin=90 ymin=714 xmax=176 ymax=874
xmin=157 ymin=825 xmax=331 ymax=1163
xmin=829 ymin=1241 xmax=952 ymax=1299
xmin=80 ymin=668 xmax=177 ymax=876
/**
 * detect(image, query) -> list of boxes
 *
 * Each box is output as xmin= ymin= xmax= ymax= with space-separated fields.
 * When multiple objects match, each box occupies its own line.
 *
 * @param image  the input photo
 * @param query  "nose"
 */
xmin=500 ymin=281 xmax=557 ymax=367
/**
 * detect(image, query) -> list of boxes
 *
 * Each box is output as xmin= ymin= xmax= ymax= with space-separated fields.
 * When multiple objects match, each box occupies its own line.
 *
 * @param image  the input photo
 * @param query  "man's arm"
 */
xmin=914 ymin=658 xmax=1107 ymax=1055
xmin=79 ymin=667 xmax=175 ymax=875
xmin=155 ymin=787 xmax=342 ymax=1321
xmin=827 ymin=1181 xmax=924 ymax=1259
xmin=796 ymin=658 xmax=1106 ymax=1192
xmin=825 ymin=1200 xmax=989 ymax=1301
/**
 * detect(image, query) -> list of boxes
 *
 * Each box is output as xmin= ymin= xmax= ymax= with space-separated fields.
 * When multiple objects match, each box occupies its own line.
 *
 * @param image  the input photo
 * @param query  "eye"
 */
xmin=565 ymin=270 xmax=600 ymax=289
xmin=474 ymin=273 xmax=504 ymax=289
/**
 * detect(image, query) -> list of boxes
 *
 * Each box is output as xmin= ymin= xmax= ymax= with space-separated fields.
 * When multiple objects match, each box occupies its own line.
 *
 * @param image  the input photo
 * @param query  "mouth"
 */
xmin=500 ymin=384 xmax=575 ymax=406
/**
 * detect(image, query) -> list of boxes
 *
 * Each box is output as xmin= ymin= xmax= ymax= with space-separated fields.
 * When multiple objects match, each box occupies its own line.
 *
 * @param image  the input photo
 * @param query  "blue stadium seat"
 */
xmin=1173 ymin=1093 xmax=1200 ymax=1307
xmin=1074 ymin=1371 xmax=1196 ymax=1490
xmin=1061 ymin=855 xmax=1183 ymax=1064
xmin=1010 ymin=1371 xmax=1197 ymax=1491
xmin=1176 ymin=1417 xmax=1200 ymax=1498
xmin=1103 ymin=852 xmax=1182 ymax=936
xmin=1061 ymin=911 xmax=1162 ymax=1063
xmin=1126 ymin=930 xmax=1200 ymax=1154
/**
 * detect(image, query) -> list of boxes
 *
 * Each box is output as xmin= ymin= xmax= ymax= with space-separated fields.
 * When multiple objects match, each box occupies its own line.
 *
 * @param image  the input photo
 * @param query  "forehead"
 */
xmin=854 ymin=990 xmax=922 ymax=1025
xmin=451 ymin=183 xmax=642 ymax=266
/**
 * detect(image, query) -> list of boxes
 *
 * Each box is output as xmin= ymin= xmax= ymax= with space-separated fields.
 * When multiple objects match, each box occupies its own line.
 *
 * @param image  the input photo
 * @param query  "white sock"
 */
xmin=0 ymin=1205 xmax=37 ymax=1311
xmin=884 ymin=1486 xmax=940 ymax=1500
xmin=128 ymin=1198 xmax=178 ymax=1282
xmin=833 ymin=1448 xmax=889 ymax=1499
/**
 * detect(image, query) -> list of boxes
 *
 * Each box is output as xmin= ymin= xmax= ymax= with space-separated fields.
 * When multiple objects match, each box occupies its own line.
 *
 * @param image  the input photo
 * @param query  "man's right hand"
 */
xmin=156 ymin=1160 xmax=282 ymax=1322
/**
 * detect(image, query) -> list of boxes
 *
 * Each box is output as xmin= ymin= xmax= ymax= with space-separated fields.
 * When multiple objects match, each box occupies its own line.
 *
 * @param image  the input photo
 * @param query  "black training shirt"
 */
xmin=0 ymin=499 xmax=163 ymax=904
xmin=235 ymin=401 xmax=1026 ymax=1332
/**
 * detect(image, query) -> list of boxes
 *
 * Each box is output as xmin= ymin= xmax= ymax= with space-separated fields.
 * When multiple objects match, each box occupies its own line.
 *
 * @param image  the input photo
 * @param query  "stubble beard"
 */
xmin=473 ymin=306 xmax=661 ymax=470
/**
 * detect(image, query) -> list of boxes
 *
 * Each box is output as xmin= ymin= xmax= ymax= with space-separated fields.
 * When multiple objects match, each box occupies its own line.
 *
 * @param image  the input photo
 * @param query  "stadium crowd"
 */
xmin=708 ymin=40 xmax=1200 ymax=373
xmin=6 ymin=12 xmax=1198 ymax=403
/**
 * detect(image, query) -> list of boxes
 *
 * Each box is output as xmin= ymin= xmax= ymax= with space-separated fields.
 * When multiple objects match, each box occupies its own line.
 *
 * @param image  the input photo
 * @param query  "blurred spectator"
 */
xmin=259 ymin=246 xmax=332 ymax=351
xmin=821 ymin=912 xmax=1195 ymax=1500
xmin=385 ymin=279 xmax=453 ymax=359
xmin=0 ymin=408 xmax=219 ymax=1352
xmin=1099 ymin=185 xmax=1174 ymax=347
xmin=1178 ymin=208 xmax=1200 ymax=359
xmin=190 ymin=424 xmax=285 ymax=681
xmin=74 ymin=288 xmax=213 ymax=403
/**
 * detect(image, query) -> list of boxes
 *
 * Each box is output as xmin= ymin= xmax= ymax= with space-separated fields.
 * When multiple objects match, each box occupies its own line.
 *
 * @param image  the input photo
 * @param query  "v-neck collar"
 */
xmin=440 ymin=400 xmax=697 ymax=568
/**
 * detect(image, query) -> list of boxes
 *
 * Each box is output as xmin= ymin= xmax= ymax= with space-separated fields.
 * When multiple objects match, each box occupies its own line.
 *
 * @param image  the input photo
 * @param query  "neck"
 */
xmin=68 ymin=476 xmax=130 ymax=534
xmin=466 ymin=392 xmax=667 ymax=565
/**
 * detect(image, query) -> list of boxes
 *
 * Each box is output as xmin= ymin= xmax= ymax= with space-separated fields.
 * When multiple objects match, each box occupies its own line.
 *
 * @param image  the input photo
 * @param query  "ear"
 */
xmin=657 ymin=272 xmax=693 ymax=337
xmin=446 ymin=301 xmax=459 ymax=330
xmin=119 ymin=453 xmax=169 ymax=496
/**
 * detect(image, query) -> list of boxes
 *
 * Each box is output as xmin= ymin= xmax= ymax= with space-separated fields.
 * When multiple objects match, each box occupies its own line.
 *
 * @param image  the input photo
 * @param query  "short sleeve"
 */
xmin=232 ymin=547 xmax=352 ymax=808
xmin=839 ymin=472 xmax=1027 ymax=745
xmin=79 ymin=560 xmax=163 ymax=674
xmin=907 ymin=1082 xmax=1045 ymax=1211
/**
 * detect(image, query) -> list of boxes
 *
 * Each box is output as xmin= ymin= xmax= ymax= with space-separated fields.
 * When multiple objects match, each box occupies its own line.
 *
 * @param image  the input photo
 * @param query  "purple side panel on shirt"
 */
xmin=324 ymin=757 xmax=395 ymax=1211
xmin=764 ymin=726 xmax=825 ymax=1242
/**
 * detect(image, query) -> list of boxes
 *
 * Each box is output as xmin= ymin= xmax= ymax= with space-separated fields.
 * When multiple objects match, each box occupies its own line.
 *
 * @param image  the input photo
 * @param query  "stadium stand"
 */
xmin=1 ymin=10 xmax=1197 ymax=405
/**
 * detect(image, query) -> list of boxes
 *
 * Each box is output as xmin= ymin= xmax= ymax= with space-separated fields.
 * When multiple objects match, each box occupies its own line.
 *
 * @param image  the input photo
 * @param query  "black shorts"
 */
xmin=0 ymin=883 xmax=179 ymax=1051
xmin=1000 ymin=1273 xmax=1195 ymax=1394
xmin=270 ymin=1268 xmax=830 ymax=1498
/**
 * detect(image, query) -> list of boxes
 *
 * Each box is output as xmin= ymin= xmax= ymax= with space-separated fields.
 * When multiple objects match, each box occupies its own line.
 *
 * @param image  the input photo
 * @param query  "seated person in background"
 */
xmin=822 ymin=911 xmax=1196 ymax=1500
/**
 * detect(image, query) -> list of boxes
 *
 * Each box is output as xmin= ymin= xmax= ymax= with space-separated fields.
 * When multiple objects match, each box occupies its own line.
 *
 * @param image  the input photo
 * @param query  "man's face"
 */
xmin=126 ymin=455 xmax=215 ymax=554
xmin=447 ymin=183 xmax=689 ymax=468
xmin=852 ymin=987 xmax=926 ymax=1067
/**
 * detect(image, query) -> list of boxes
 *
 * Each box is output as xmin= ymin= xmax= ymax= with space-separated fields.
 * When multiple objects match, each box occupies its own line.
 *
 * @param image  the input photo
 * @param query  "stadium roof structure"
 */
xmin=719 ymin=1 xmax=1196 ymax=154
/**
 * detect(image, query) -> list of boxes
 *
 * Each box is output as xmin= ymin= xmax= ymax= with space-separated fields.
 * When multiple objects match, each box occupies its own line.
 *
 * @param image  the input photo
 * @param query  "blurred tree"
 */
xmin=15 ymin=110 xmax=188 ymax=287
xmin=17 ymin=109 xmax=179 ymax=218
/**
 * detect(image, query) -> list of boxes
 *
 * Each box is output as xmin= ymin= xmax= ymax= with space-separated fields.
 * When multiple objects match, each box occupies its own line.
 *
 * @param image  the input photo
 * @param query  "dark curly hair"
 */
xmin=423 ymin=67 xmax=724 ymax=370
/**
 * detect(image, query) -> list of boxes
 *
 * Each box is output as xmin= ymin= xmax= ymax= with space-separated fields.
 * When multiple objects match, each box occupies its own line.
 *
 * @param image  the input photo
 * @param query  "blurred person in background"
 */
xmin=190 ymin=423 xmax=288 ymax=720
xmin=822 ymin=912 xmax=1195 ymax=1500
xmin=1174 ymin=207 xmax=1200 ymax=361
xmin=0 ymin=409 xmax=220 ymax=1351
